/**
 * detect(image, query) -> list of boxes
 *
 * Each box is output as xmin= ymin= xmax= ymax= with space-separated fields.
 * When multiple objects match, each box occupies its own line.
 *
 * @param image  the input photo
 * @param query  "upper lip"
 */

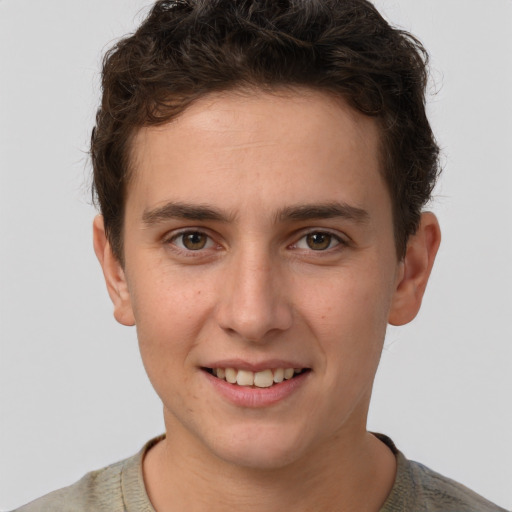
xmin=202 ymin=359 xmax=310 ymax=372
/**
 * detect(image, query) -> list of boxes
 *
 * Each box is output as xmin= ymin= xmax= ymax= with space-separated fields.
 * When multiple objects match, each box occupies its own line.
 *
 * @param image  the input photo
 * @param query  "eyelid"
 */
xmin=162 ymin=226 xmax=349 ymax=253
xmin=290 ymin=229 xmax=349 ymax=251
xmin=164 ymin=228 xmax=218 ymax=252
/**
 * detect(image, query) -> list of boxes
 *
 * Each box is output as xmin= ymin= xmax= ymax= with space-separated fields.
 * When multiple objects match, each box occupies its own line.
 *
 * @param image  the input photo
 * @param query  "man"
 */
xmin=14 ymin=0 xmax=507 ymax=510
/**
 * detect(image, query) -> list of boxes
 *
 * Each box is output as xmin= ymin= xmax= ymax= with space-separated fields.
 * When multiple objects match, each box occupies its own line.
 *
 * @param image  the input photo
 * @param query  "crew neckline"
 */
xmin=120 ymin=433 xmax=409 ymax=512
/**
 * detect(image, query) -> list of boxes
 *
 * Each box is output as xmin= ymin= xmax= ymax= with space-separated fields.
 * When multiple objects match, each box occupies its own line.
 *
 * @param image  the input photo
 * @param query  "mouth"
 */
xmin=202 ymin=367 xmax=311 ymax=388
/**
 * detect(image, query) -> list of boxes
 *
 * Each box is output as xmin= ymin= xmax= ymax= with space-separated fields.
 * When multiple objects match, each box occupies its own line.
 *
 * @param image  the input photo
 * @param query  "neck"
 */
xmin=143 ymin=418 xmax=396 ymax=512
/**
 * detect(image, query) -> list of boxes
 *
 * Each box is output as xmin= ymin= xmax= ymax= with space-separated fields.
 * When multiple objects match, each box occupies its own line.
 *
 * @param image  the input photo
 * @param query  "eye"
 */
xmin=295 ymin=231 xmax=341 ymax=251
xmin=170 ymin=231 xmax=215 ymax=251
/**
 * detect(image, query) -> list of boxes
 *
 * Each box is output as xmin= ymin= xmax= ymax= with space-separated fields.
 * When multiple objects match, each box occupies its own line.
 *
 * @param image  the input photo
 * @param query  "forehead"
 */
xmin=127 ymin=88 xmax=387 ymax=218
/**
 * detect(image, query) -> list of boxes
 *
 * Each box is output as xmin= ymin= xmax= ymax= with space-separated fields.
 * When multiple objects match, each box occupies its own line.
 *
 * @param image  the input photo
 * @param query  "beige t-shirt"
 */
xmin=13 ymin=434 xmax=507 ymax=512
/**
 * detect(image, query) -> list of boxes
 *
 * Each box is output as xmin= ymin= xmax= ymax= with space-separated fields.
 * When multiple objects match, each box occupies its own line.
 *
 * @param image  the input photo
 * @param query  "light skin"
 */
xmin=94 ymin=88 xmax=440 ymax=512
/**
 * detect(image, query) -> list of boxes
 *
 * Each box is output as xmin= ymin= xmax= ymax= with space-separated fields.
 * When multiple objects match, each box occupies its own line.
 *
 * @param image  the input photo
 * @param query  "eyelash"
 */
xmin=291 ymin=231 xmax=346 ymax=252
xmin=164 ymin=229 xmax=348 ymax=255
xmin=165 ymin=230 xmax=218 ymax=254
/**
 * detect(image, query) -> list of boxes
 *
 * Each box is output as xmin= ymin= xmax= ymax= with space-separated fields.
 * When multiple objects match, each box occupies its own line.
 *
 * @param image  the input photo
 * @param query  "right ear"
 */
xmin=93 ymin=215 xmax=135 ymax=326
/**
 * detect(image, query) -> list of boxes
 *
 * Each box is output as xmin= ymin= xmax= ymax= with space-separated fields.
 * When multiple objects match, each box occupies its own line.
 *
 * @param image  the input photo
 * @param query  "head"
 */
xmin=91 ymin=0 xmax=441 ymax=470
xmin=91 ymin=0 xmax=440 ymax=264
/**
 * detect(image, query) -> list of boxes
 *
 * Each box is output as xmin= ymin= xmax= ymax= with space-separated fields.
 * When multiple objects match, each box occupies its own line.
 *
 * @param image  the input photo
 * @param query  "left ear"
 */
xmin=388 ymin=212 xmax=441 ymax=326
xmin=93 ymin=215 xmax=136 ymax=327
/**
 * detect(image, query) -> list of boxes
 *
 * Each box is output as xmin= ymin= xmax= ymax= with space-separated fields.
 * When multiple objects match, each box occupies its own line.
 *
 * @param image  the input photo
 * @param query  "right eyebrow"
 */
xmin=142 ymin=202 xmax=235 ymax=225
xmin=275 ymin=202 xmax=370 ymax=224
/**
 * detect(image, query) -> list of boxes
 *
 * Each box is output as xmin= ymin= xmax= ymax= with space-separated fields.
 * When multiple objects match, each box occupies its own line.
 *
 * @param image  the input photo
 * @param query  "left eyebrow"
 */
xmin=275 ymin=202 xmax=370 ymax=224
xmin=142 ymin=202 xmax=235 ymax=225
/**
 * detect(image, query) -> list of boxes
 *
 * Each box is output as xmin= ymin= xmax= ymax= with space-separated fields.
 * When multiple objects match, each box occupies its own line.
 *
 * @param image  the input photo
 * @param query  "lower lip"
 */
xmin=203 ymin=370 xmax=310 ymax=408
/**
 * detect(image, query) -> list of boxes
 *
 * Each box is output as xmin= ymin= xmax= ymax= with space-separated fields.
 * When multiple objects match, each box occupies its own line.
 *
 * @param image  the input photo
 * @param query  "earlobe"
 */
xmin=93 ymin=215 xmax=135 ymax=326
xmin=388 ymin=212 xmax=441 ymax=326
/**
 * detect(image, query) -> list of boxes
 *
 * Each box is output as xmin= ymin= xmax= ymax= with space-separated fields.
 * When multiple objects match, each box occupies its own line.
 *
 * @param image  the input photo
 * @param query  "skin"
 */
xmin=94 ymin=88 xmax=440 ymax=511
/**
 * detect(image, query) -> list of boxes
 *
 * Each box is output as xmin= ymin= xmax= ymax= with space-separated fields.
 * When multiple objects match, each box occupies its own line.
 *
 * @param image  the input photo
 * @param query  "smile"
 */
xmin=204 ymin=367 xmax=309 ymax=388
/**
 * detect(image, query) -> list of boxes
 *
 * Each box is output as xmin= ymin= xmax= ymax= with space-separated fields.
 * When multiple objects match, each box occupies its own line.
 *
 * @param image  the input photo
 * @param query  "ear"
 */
xmin=388 ymin=212 xmax=441 ymax=326
xmin=93 ymin=215 xmax=135 ymax=326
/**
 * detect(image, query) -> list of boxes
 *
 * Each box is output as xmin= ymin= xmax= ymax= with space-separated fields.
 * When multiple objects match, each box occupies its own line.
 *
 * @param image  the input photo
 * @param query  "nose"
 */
xmin=215 ymin=245 xmax=293 ymax=343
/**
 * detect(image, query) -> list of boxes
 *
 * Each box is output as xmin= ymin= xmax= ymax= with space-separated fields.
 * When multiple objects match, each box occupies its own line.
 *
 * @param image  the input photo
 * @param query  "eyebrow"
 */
xmin=142 ymin=201 xmax=369 ymax=226
xmin=142 ymin=202 xmax=234 ymax=225
xmin=276 ymin=202 xmax=369 ymax=224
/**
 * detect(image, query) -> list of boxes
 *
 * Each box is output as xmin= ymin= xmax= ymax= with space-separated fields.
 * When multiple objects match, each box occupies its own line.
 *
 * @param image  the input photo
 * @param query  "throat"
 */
xmin=143 ymin=432 xmax=394 ymax=512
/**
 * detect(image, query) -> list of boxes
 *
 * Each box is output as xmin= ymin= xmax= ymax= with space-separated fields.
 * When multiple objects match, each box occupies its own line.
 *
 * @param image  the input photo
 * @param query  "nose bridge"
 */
xmin=216 ymin=241 xmax=292 ymax=341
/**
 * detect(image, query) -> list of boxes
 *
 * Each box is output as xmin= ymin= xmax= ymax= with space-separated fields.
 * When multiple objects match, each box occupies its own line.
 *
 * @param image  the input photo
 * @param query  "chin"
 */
xmin=217 ymin=445 xmax=303 ymax=471
xmin=207 ymin=424 xmax=312 ymax=470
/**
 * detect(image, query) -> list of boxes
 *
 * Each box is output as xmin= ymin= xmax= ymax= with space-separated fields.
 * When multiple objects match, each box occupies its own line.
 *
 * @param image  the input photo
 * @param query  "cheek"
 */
xmin=303 ymin=263 xmax=393 ymax=323
xmin=128 ymin=267 xmax=214 ymax=370
xmin=299 ymin=265 xmax=394 ymax=366
xmin=132 ymin=284 xmax=208 ymax=409
xmin=130 ymin=259 xmax=209 ymax=323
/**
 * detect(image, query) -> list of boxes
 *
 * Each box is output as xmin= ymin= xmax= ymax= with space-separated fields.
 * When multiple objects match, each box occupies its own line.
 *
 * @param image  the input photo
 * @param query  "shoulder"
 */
xmin=403 ymin=458 xmax=508 ymax=512
xmin=378 ymin=434 xmax=508 ymax=512
xmin=12 ymin=458 xmax=127 ymax=512
xmin=11 ymin=436 xmax=162 ymax=512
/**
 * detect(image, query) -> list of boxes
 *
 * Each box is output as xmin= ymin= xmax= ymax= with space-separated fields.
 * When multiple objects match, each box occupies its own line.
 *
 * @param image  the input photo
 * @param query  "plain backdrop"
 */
xmin=1 ymin=0 xmax=511 ymax=510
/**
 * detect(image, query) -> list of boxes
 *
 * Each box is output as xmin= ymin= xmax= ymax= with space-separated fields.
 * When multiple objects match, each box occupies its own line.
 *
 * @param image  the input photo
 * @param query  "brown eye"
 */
xmin=306 ymin=232 xmax=333 ymax=250
xmin=293 ymin=231 xmax=343 ymax=252
xmin=179 ymin=232 xmax=210 ymax=250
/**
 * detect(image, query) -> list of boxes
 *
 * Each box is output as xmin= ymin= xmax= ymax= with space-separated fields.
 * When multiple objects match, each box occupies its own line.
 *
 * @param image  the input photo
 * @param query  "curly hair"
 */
xmin=91 ymin=0 xmax=440 ymax=262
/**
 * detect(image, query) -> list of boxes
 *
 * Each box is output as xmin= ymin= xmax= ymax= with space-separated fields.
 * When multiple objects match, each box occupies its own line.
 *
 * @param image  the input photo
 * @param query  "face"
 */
xmin=103 ymin=89 xmax=409 ymax=469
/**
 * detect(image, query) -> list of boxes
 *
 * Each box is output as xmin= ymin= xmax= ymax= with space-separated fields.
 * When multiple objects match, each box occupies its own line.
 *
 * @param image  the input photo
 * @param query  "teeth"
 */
xmin=225 ymin=368 xmax=237 ymax=384
xmin=254 ymin=369 xmax=273 ymax=388
xmin=273 ymin=368 xmax=284 ymax=383
xmin=209 ymin=367 xmax=305 ymax=388
xmin=284 ymin=368 xmax=295 ymax=380
xmin=236 ymin=370 xmax=254 ymax=386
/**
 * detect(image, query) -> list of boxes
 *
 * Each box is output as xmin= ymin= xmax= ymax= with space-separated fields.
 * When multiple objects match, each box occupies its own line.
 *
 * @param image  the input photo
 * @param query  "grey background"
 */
xmin=1 ymin=0 xmax=511 ymax=509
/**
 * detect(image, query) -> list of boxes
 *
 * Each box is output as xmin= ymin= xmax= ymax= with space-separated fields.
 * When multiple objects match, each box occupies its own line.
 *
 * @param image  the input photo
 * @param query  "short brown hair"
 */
xmin=91 ymin=0 xmax=440 ymax=262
